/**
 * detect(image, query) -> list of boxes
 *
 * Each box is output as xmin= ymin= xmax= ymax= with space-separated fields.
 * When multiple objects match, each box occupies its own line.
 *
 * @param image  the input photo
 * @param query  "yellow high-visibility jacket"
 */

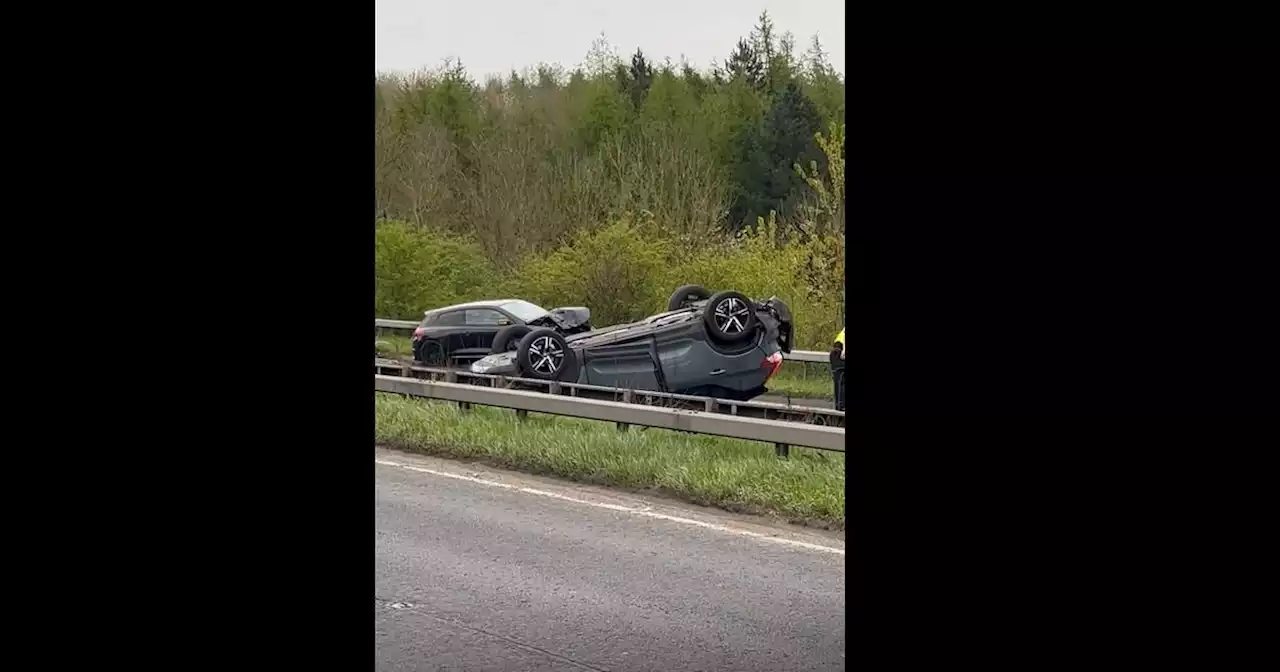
xmin=834 ymin=328 xmax=845 ymax=347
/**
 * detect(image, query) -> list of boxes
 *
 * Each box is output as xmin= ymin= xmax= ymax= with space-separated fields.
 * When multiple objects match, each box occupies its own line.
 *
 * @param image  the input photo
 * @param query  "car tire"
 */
xmin=667 ymin=284 xmax=711 ymax=312
xmin=414 ymin=339 xmax=448 ymax=367
xmin=491 ymin=325 xmax=533 ymax=354
xmin=703 ymin=290 xmax=757 ymax=343
xmin=515 ymin=328 xmax=578 ymax=381
xmin=765 ymin=297 xmax=795 ymax=353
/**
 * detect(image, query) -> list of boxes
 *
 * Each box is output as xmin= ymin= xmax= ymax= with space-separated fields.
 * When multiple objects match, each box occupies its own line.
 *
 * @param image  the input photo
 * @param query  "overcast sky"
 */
xmin=375 ymin=0 xmax=845 ymax=80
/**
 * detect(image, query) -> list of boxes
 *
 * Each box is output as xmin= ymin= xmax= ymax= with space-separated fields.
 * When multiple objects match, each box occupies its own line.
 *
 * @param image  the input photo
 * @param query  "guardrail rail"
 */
xmin=375 ymin=370 xmax=845 ymax=454
xmin=376 ymin=359 xmax=844 ymax=428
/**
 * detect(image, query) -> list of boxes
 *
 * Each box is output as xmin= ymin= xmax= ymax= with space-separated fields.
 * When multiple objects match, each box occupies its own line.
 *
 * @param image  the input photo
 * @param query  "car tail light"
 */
xmin=762 ymin=351 xmax=784 ymax=380
xmin=412 ymin=327 xmax=425 ymax=340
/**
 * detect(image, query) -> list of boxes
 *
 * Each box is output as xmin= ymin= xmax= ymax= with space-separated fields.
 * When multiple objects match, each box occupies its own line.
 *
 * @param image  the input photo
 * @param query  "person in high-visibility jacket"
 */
xmin=831 ymin=327 xmax=846 ymax=411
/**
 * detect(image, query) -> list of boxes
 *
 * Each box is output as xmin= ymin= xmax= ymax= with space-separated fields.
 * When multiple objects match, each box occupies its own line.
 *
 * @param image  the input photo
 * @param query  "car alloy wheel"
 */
xmin=526 ymin=335 xmax=564 ymax=375
xmin=712 ymin=297 xmax=750 ymax=334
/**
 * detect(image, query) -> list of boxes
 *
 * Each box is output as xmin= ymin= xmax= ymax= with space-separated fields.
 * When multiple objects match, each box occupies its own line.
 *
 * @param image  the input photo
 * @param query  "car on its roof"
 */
xmin=470 ymin=284 xmax=794 ymax=402
xmin=411 ymin=299 xmax=592 ymax=367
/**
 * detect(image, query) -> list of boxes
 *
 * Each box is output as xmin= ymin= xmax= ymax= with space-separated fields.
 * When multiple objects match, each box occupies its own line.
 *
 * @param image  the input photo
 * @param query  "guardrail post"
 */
xmin=400 ymin=365 xmax=411 ymax=378
xmin=705 ymin=398 xmax=716 ymax=413
xmin=498 ymin=378 xmax=528 ymax=420
xmin=443 ymin=371 xmax=470 ymax=411
xmin=617 ymin=390 xmax=633 ymax=431
xmin=775 ymin=443 xmax=790 ymax=458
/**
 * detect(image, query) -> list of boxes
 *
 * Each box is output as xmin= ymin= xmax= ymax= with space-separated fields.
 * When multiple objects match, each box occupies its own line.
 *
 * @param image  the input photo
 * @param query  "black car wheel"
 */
xmin=703 ymin=290 xmax=757 ymax=343
xmin=765 ymin=297 xmax=795 ymax=353
xmin=415 ymin=339 xmax=448 ymax=367
xmin=667 ymin=284 xmax=711 ymax=312
xmin=491 ymin=325 xmax=533 ymax=353
xmin=515 ymin=328 xmax=577 ymax=381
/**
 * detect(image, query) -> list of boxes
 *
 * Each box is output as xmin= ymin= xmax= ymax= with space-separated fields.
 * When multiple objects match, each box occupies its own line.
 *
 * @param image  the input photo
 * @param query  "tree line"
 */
xmin=375 ymin=11 xmax=846 ymax=349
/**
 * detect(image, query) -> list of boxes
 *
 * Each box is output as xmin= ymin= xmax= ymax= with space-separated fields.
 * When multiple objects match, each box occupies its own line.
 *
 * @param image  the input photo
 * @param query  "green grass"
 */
xmin=376 ymin=393 xmax=846 ymax=529
xmin=375 ymin=332 xmax=415 ymax=358
xmin=765 ymin=363 xmax=835 ymax=400
xmin=377 ymin=330 xmax=835 ymax=401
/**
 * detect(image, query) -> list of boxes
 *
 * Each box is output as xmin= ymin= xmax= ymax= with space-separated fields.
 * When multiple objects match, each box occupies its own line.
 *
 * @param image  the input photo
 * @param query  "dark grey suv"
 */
xmin=410 ymin=299 xmax=591 ymax=367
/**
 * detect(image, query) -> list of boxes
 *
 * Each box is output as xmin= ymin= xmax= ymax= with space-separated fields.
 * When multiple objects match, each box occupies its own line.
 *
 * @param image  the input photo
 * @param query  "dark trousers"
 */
xmin=830 ymin=348 xmax=846 ymax=411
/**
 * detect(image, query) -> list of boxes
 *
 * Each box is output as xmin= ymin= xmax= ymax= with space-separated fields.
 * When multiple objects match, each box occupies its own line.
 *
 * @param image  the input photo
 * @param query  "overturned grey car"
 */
xmin=472 ymin=285 xmax=793 ymax=402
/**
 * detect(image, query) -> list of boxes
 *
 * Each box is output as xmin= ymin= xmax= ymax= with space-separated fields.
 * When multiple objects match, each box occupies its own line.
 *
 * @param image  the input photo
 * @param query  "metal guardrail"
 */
xmin=375 ymin=318 xmax=419 ymax=329
xmin=782 ymin=350 xmax=827 ymax=364
xmin=375 ymin=373 xmax=845 ymax=453
xmin=375 ymin=359 xmax=845 ymax=428
xmin=374 ymin=318 xmax=830 ymax=364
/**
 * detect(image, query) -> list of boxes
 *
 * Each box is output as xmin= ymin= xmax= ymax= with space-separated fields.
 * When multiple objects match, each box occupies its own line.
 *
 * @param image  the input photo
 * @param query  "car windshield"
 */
xmin=500 ymin=300 xmax=550 ymax=322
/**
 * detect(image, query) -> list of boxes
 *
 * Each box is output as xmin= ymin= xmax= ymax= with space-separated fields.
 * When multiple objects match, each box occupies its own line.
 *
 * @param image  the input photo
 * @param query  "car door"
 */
xmin=582 ymin=340 xmax=661 ymax=390
xmin=427 ymin=310 xmax=469 ymax=354
xmin=463 ymin=308 xmax=512 ymax=350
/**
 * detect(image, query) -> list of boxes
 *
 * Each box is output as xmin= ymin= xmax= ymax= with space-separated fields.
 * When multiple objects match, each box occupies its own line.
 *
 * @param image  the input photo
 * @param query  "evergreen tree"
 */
xmin=800 ymin=34 xmax=844 ymax=126
xmin=773 ymin=31 xmax=799 ymax=91
xmin=729 ymin=81 xmax=824 ymax=230
xmin=614 ymin=63 xmax=632 ymax=96
xmin=680 ymin=58 xmax=706 ymax=100
xmin=626 ymin=48 xmax=654 ymax=109
xmin=709 ymin=60 xmax=725 ymax=85
xmin=806 ymin=34 xmax=831 ymax=77
xmin=726 ymin=38 xmax=763 ymax=90
xmin=750 ymin=10 xmax=777 ymax=93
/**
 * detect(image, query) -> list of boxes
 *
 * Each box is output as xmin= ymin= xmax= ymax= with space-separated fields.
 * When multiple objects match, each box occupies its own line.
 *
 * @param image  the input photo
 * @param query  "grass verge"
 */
xmin=766 ymin=364 xmax=835 ymax=400
xmin=376 ymin=393 xmax=845 ymax=529
xmin=375 ymin=333 xmax=415 ymax=358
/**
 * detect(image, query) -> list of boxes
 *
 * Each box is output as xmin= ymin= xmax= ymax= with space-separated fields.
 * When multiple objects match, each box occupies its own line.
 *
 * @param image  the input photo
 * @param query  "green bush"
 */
xmin=374 ymin=219 xmax=493 ymax=320
xmin=503 ymin=217 xmax=676 ymax=326
xmin=374 ymin=216 xmax=844 ymax=351
xmin=374 ymin=213 xmax=843 ymax=351
xmin=669 ymin=218 xmax=843 ymax=350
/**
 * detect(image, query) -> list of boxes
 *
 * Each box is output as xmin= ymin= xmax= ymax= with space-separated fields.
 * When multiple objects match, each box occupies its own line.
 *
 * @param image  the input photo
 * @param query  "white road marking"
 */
xmin=376 ymin=458 xmax=845 ymax=556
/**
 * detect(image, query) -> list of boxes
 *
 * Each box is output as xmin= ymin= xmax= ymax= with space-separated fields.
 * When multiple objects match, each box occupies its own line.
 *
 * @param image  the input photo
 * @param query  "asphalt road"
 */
xmin=375 ymin=449 xmax=845 ymax=672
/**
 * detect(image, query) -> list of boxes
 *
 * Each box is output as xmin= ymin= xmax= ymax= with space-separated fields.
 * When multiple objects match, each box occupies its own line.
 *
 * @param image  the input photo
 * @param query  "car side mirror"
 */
xmin=497 ymin=318 xmax=510 ymax=326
